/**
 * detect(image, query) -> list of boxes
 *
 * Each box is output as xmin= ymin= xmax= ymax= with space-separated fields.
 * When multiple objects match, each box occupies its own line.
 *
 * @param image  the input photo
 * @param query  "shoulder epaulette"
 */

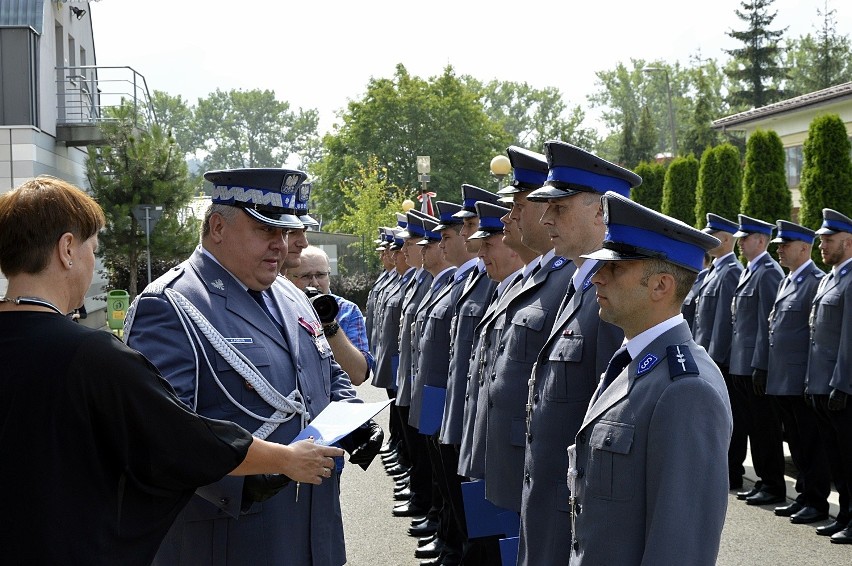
xmin=141 ymin=264 xmax=185 ymax=295
xmin=667 ymin=344 xmax=700 ymax=380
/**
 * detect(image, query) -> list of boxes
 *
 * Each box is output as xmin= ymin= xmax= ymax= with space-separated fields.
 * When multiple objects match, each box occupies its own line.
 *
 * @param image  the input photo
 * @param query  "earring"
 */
xmin=69 ymin=261 xmax=73 ymax=267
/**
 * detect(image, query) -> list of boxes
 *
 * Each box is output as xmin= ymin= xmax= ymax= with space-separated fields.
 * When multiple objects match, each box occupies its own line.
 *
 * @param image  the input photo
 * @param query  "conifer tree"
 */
xmin=661 ymin=155 xmax=699 ymax=226
xmin=741 ymin=129 xmax=792 ymax=222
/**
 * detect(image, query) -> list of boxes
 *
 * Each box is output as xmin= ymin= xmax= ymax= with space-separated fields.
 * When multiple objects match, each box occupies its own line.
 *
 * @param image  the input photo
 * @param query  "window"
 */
xmin=785 ymin=145 xmax=803 ymax=188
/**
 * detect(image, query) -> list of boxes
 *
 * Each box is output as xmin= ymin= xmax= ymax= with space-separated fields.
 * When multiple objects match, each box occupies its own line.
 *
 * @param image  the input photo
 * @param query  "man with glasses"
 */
xmin=284 ymin=245 xmax=373 ymax=386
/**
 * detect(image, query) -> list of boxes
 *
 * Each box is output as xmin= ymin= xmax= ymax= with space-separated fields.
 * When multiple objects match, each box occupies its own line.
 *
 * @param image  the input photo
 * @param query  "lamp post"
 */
xmin=490 ymin=155 xmax=511 ymax=190
xmin=416 ymin=155 xmax=432 ymax=214
xmin=642 ymin=67 xmax=678 ymax=158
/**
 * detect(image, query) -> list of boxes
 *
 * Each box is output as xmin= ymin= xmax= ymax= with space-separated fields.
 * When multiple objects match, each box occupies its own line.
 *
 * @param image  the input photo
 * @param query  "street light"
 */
xmin=490 ymin=155 xmax=511 ymax=190
xmin=642 ymin=66 xmax=678 ymax=158
xmin=416 ymin=156 xmax=433 ymax=215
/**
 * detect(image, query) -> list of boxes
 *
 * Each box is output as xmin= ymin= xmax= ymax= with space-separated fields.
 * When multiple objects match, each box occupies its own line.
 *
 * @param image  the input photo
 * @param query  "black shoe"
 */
xmin=418 ymin=533 xmax=437 ymax=547
xmin=774 ymin=501 xmax=804 ymax=517
xmin=790 ymin=506 xmax=829 ymax=524
xmin=736 ymin=487 xmax=759 ymax=500
xmin=395 ymin=488 xmax=411 ymax=501
xmin=817 ymin=520 xmax=848 ymax=536
xmin=419 ymin=559 xmax=442 ymax=566
xmin=393 ymin=501 xmax=429 ymax=517
xmin=830 ymin=527 xmax=852 ymax=544
xmin=386 ymin=464 xmax=409 ymax=476
xmin=414 ymin=539 xmax=445 ymax=559
xmin=408 ymin=518 xmax=438 ymax=537
xmin=394 ymin=479 xmax=409 ymax=490
xmin=745 ymin=491 xmax=785 ymax=506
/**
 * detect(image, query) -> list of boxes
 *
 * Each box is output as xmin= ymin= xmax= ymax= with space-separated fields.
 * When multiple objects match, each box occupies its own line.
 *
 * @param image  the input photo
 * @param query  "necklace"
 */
xmin=0 ymin=296 xmax=65 ymax=315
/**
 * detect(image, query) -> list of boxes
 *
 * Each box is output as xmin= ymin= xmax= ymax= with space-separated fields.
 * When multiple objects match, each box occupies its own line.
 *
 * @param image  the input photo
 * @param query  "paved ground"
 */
xmin=340 ymin=385 xmax=851 ymax=565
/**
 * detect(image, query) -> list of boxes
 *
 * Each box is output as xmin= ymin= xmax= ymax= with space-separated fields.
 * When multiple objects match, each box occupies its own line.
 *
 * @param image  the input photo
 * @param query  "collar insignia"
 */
xmin=211 ymin=279 xmax=225 ymax=291
xmin=636 ymin=353 xmax=659 ymax=376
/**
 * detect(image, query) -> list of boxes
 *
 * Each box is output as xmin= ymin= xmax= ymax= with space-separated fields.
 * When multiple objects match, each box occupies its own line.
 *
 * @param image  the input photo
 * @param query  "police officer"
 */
xmin=730 ymin=215 xmax=786 ymax=506
xmin=518 ymin=142 xmax=630 ymax=566
xmin=568 ymin=192 xmax=732 ymax=565
xmin=764 ymin=220 xmax=831 ymax=524
xmin=806 ymin=208 xmax=852 ymax=542
xmin=126 ymin=168 xmax=377 ymax=566
xmin=692 ymin=213 xmax=746 ymax=490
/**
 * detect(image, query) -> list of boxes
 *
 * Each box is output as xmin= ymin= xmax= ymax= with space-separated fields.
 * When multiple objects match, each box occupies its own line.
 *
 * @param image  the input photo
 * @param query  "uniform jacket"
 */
xmin=439 ymin=269 xmax=497 ymax=446
xmin=569 ymin=322 xmax=732 ymax=566
xmin=765 ymin=262 xmax=824 ymax=395
xmin=126 ymin=248 xmax=358 ymax=566
xmin=729 ymin=253 xmax=784 ymax=376
xmin=478 ymin=255 xmax=575 ymax=511
xmin=371 ymin=269 xmax=411 ymax=390
xmin=408 ymin=268 xmax=458 ymax=429
xmin=681 ymin=267 xmax=708 ymax=331
xmin=693 ymin=253 xmax=743 ymax=367
xmin=396 ymin=270 xmax=434 ymax=407
xmin=806 ymin=262 xmax=852 ymax=395
xmin=365 ymin=269 xmax=392 ymax=355
xmin=517 ymin=263 xmax=622 ymax=565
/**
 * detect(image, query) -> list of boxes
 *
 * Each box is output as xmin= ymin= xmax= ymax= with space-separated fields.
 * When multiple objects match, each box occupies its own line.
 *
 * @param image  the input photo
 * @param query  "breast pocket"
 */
xmin=820 ymin=293 xmax=843 ymax=323
xmin=506 ymin=306 xmax=548 ymax=363
xmin=213 ymin=344 xmax=274 ymax=412
xmin=782 ymin=298 xmax=802 ymax=312
xmin=544 ymin=335 xmax=585 ymax=402
xmin=427 ymin=304 xmax=451 ymax=339
xmin=587 ymin=421 xmax=635 ymax=501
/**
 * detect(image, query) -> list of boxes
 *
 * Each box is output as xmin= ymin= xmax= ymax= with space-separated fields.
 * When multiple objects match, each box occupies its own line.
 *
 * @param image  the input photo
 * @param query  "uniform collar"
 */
xmin=625 ymin=314 xmax=684 ymax=361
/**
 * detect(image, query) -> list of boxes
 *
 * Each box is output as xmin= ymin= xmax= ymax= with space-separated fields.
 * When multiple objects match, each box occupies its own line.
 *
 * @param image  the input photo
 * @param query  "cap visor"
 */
xmin=526 ymin=185 xmax=580 ymax=202
xmin=452 ymin=210 xmax=476 ymax=219
xmin=468 ymin=229 xmax=500 ymax=240
xmin=816 ymin=227 xmax=839 ymax=235
xmin=497 ymin=185 xmax=523 ymax=196
xmin=299 ymin=214 xmax=320 ymax=228
xmin=732 ymin=230 xmax=750 ymax=238
xmin=244 ymin=208 xmax=303 ymax=229
xmin=580 ymin=248 xmax=647 ymax=263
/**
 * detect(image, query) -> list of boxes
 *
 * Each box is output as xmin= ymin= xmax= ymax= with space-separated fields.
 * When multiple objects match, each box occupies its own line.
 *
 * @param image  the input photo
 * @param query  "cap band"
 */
xmin=513 ymin=167 xmax=547 ymax=188
xmin=739 ymin=222 xmax=772 ymax=235
xmin=212 ymin=184 xmax=294 ymax=209
xmin=478 ymin=215 xmax=504 ymax=231
xmin=776 ymin=228 xmax=814 ymax=243
xmin=706 ymin=219 xmax=737 ymax=234
xmin=547 ymin=166 xmax=631 ymax=197
xmin=605 ymin=223 xmax=706 ymax=271
xmin=822 ymin=217 xmax=852 ymax=234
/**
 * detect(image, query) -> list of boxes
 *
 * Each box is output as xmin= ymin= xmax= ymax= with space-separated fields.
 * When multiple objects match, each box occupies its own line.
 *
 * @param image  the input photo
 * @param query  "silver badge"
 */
xmin=281 ymin=174 xmax=300 ymax=194
xmin=211 ymin=279 xmax=225 ymax=290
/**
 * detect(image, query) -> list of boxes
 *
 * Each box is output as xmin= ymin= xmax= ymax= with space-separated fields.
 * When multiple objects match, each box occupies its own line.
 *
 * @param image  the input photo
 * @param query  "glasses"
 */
xmin=292 ymin=271 xmax=330 ymax=281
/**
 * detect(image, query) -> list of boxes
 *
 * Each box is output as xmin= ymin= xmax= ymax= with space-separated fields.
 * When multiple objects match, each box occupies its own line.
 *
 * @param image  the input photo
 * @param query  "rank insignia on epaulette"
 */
xmin=667 ymin=345 xmax=699 ymax=378
xmin=636 ymin=353 xmax=660 ymax=376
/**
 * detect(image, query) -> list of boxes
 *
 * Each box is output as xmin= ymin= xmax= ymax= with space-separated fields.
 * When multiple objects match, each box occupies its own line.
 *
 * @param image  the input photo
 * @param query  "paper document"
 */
xmin=291 ymin=400 xmax=392 ymax=445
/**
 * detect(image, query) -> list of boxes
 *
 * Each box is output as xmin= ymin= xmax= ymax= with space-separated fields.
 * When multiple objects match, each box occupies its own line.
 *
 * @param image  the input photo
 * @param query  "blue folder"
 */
xmin=418 ymin=385 xmax=447 ymax=435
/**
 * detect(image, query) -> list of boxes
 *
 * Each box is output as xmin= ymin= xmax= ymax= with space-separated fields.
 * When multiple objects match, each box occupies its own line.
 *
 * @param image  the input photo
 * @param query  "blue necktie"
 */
xmin=600 ymin=347 xmax=632 ymax=393
xmin=248 ymin=289 xmax=285 ymax=336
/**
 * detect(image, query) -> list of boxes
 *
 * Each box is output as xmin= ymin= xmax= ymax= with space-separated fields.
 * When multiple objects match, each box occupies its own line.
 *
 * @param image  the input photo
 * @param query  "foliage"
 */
xmin=324 ymin=156 xmax=409 ymax=272
xmin=330 ymin=272 xmax=375 ymax=310
xmin=661 ymin=155 xmax=699 ymax=226
xmin=618 ymin=113 xmax=636 ymax=167
xmin=695 ymin=144 xmax=743 ymax=226
xmin=311 ymin=64 xmax=510 ymax=222
xmin=799 ymin=113 xmax=852 ymax=266
xmin=785 ymin=3 xmax=852 ymax=96
xmin=87 ymin=104 xmax=199 ymax=298
xmin=632 ymin=161 xmax=667 ymax=211
xmin=741 ymin=129 xmax=791 ymax=222
xmin=680 ymin=61 xmax=725 ymax=156
xmin=191 ymin=88 xmax=320 ymax=171
xmin=151 ymin=90 xmax=194 ymax=156
xmin=635 ymin=106 xmax=657 ymax=165
xmin=724 ymin=0 xmax=788 ymax=108
xmin=472 ymin=79 xmax=599 ymax=151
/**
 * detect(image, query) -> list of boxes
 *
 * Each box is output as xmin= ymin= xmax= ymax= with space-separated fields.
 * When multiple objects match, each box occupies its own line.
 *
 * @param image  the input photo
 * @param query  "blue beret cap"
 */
xmin=528 ymin=141 xmax=642 ymax=201
xmin=205 ymin=168 xmax=305 ymax=229
xmin=582 ymin=192 xmax=721 ymax=272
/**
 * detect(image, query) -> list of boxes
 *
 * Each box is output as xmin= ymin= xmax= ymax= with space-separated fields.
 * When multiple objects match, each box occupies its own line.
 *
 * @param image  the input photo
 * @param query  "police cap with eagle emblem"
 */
xmin=497 ymin=145 xmax=548 ymax=200
xmin=468 ymin=201 xmax=510 ymax=240
xmin=204 ymin=168 xmax=305 ymax=229
xmin=581 ymin=191 xmax=720 ymax=273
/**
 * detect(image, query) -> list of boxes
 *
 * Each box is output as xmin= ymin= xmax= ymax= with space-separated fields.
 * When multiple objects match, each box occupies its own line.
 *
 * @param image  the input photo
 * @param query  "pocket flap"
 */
xmin=547 ymin=335 xmax=584 ymax=363
xmin=510 ymin=306 xmax=547 ymax=331
xmin=589 ymin=422 xmax=634 ymax=454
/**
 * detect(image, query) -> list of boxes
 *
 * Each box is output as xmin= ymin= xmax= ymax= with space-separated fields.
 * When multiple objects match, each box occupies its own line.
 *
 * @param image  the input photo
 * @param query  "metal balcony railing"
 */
xmin=55 ymin=65 xmax=156 ymax=131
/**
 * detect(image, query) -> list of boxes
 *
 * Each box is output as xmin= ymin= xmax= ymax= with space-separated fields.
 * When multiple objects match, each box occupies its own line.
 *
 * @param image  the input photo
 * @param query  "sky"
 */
xmin=88 ymin=0 xmax=852 ymax=137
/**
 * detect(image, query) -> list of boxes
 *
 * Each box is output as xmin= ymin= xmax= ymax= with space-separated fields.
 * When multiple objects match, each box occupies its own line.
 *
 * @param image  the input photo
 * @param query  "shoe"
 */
xmin=386 ymin=463 xmax=408 ymax=475
xmin=419 ymin=559 xmax=442 ymax=566
xmin=395 ymin=488 xmax=411 ymax=501
xmin=817 ymin=520 xmax=848 ymax=536
xmin=774 ymin=501 xmax=804 ymax=517
xmin=418 ymin=533 xmax=437 ymax=547
xmin=410 ymin=515 xmax=430 ymax=527
xmin=745 ymin=491 xmax=785 ymax=506
xmin=736 ymin=487 xmax=759 ymax=500
xmin=790 ymin=506 xmax=829 ymax=524
xmin=414 ymin=538 xmax=445 ymax=559
xmin=830 ymin=527 xmax=852 ymax=544
xmin=394 ymin=479 xmax=409 ymax=491
xmin=393 ymin=501 xmax=429 ymax=517
xmin=408 ymin=518 xmax=438 ymax=537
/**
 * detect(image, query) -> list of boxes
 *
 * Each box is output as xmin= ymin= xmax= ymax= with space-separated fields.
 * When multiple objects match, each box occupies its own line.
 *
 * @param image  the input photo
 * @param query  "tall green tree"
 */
xmin=150 ymin=90 xmax=194 ymax=155
xmin=741 ymin=129 xmax=792 ymax=222
xmin=473 ymin=79 xmax=598 ymax=151
xmin=661 ymin=155 xmax=699 ymax=226
xmin=192 ymin=88 xmax=320 ymax=171
xmin=618 ymin=114 xmax=637 ymax=168
xmin=635 ymin=106 xmax=658 ymax=165
xmin=632 ymin=161 xmax=666 ymax=211
xmin=696 ymin=144 xmax=743 ymax=225
xmin=681 ymin=60 xmax=725 ymax=157
xmin=799 ymin=114 xmax=852 ymax=267
xmin=325 ymin=156 xmax=409 ymax=272
xmin=785 ymin=1 xmax=852 ymax=96
xmin=724 ymin=0 xmax=788 ymax=109
xmin=87 ymin=104 xmax=198 ymax=298
xmin=311 ymin=64 xmax=509 ymax=223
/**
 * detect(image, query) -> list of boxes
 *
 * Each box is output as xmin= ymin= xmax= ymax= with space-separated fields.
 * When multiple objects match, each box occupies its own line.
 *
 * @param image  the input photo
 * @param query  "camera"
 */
xmin=304 ymin=286 xmax=339 ymax=324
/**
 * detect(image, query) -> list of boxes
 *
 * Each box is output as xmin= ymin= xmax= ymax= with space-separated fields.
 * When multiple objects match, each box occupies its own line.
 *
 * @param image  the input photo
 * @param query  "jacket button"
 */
xmin=465 ymin=394 xmax=469 ymax=400
xmin=525 ymin=472 xmax=531 ymax=484
xmin=533 ymin=393 xmax=540 ymax=403
xmin=577 ymin=467 xmax=585 ymax=479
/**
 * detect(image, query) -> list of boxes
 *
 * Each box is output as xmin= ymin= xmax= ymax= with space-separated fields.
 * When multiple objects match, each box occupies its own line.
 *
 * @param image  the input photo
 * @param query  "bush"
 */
xmin=330 ymin=272 xmax=378 ymax=310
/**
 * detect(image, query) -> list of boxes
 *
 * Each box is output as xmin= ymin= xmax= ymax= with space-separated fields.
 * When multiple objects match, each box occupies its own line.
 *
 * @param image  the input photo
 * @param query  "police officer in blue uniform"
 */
xmin=805 ymin=208 xmax=852 ymax=543
xmin=568 ymin=192 xmax=732 ymax=566
xmin=126 ymin=168 xmax=377 ymax=566
xmin=692 ymin=213 xmax=746 ymax=490
xmin=729 ymin=214 xmax=786 ymax=506
xmin=764 ymin=220 xmax=831 ymax=524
